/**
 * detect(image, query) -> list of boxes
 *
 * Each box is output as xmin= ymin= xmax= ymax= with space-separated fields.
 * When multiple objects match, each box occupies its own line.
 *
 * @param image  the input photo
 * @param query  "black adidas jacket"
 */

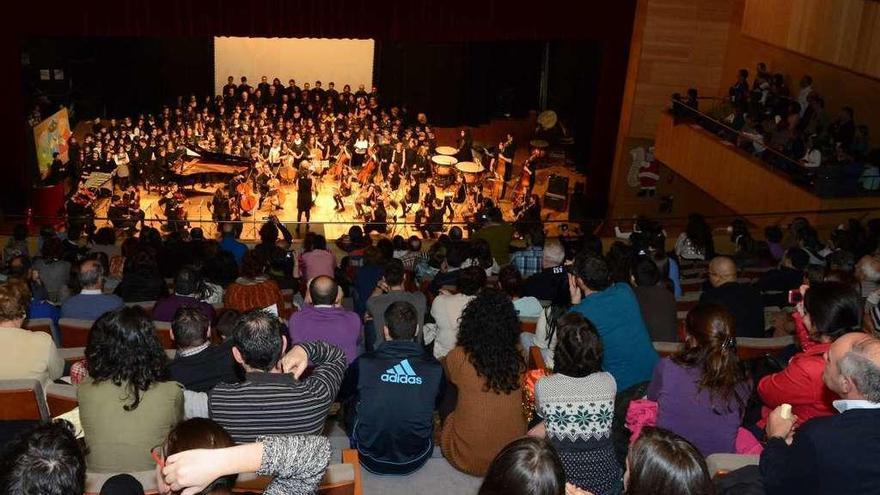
xmin=340 ymin=340 xmax=444 ymax=468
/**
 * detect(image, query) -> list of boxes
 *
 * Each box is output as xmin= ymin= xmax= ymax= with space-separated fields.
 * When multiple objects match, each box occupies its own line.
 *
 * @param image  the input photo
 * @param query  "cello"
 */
xmin=237 ymin=166 xmax=258 ymax=212
xmin=357 ymin=145 xmax=379 ymax=186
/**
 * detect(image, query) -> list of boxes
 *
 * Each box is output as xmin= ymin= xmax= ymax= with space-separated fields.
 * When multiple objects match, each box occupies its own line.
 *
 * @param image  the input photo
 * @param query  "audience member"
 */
xmin=152 ymin=267 xmax=216 ymax=322
xmin=428 ymin=243 xmax=468 ymax=295
xmin=288 ymin=276 xmax=362 ymax=364
xmin=340 ymin=301 xmax=443 ymax=475
xmin=0 ymin=282 xmax=63 ymax=391
xmin=625 ymin=427 xmax=714 ymax=495
xmin=223 ymin=251 xmax=285 ymax=313
xmin=533 ymin=312 xmax=622 ymax=493
xmin=428 ymin=265 xmax=486 ymax=359
xmin=399 ymin=236 xmax=426 ymax=272
xmin=569 ymin=252 xmax=658 ymax=392
xmin=352 ymin=246 xmax=385 ymax=317
xmin=754 ymin=247 xmax=810 ymax=307
xmin=499 ymin=265 xmax=544 ymax=318
xmin=674 ymin=214 xmax=714 ymax=262
xmin=759 ymin=332 xmax=880 ymax=494
xmin=366 ymin=258 xmax=426 ymax=347
xmin=510 ymin=229 xmax=545 ymax=279
xmin=631 ymin=257 xmax=678 ymax=342
xmin=442 ymin=289 xmax=527 ymax=476
xmin=32 ymin=236 xmax=71 ymax=303
xmin=298 ymin=234 xmax=336 ymax=280
xmin=155 ymin=418 xmax=238 ymax=494
xmin=478 ymin=437 xmax=568 ymax=495
xmin=647 ymin=304 xmax=750 ymax=456
xmin=168 ymin=307 xmax=239 ymax=392
xmin=757 ymin=281 xmax=862 ymax=429
xmin=60 ymin=259 xmax=124 ymax=321
xmin=462 ymin=238 xmax=500 ymax=277
xmin=474 ymin=207 xmax=515 ymax=265
xmin=114 ymin=248 xmax=168 ymax=302
xmin=0 ymin=421 xmax=85 ymax=495
xmin=523 ymin=238 xmax=569 ymax=307
xmin=186 ymin=310 xmax=346 ymax=443
xmin=700 ymin=256 xmax=765 ymax=338
xmin=218 ymin=223 xmax=247 ymax=265
xmin=78 ymin=306 xmax=182 ymax=472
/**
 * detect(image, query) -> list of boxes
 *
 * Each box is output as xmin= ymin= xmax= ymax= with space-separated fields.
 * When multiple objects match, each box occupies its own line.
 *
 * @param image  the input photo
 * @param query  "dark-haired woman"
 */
xmin=625 ymin=427 xmax=714 ymax=495
xmin=78 ymin=306 xmax=182 ymax=472
xmin=647 ymin=304 xmax=750 ymax=456
xmin=114 ymin=247 xmax=169 ymax=302
xmin=675 ymin=214 xmax=714 ymax=262
xmin=441 ymin=289 xmax=527 ymax=476
xmin=757 ymin=281 xmax=862 ymax=428
xmin=478 ymin=437 xmax=567 ymax=495
xmin=534 ymin=312 xmax=622 ymax=494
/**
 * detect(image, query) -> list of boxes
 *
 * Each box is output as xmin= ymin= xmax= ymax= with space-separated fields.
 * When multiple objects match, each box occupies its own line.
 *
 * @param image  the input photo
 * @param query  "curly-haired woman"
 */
xmin=77 ymin=306 xmax=183 ymax=472
xmin=441 ymin=289 xmax=527 ymax=476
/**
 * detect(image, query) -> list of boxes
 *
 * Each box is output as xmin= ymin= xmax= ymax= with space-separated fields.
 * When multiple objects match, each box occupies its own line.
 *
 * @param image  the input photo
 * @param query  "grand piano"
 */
xmin=172 ymin=146 xmax=252 ymax=180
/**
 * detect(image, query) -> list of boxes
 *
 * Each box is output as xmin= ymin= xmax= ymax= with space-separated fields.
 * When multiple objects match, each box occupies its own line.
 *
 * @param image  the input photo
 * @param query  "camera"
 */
xmin=788 ymin=289 xmax=804 ymax=305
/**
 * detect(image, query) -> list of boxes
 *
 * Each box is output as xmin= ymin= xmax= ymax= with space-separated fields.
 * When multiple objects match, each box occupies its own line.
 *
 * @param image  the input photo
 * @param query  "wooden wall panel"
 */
xmin=741 ymin=0 xmax=880 ymax=79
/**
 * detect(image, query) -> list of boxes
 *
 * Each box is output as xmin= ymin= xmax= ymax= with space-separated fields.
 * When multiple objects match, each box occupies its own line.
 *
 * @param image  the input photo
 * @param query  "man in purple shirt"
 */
xmin=288 ymin=276 xmax=362 ymax=364
xmin=152 ymin=268 xmax=216 ymax=323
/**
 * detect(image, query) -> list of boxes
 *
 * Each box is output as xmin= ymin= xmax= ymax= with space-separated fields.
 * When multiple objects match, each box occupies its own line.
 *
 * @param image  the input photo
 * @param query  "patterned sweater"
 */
xmin=536 ymin=372 xmax=622 ymax=494
xmin=257 ymin=435 xmax=331 ymax=495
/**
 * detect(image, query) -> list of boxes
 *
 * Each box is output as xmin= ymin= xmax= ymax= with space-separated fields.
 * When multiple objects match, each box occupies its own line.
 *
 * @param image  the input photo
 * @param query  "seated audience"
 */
xmin=160 ymin=430 xmax=330 ymax=495
xmin=510 ymin=229 xmax=545 ymax=279
xmin=462 ymin=238 xmax=500 ymax=277
xmin=760 ymin=332 xmax=880 ymax=494
xmin=399 ymin=236 xmax=426 ymax=272
xmin=428 ymin=244 xmax=468 ymax=295
xmin=625 ymin=427 xmax=714 ymax=495
xmin=78 ymin=306 xmax=183 ymax=472
xmin=168 ymin=307 xmax=239 ymax=392
xmin=223 ymin=251 xmax=285 ymax=313
xmin=185 ymin=310 xmax=346 ymax=443
xmin=753 ymin=247 xmax=810 ymax=307
xmin=340 ymin=301 xmax=443 ymax=475
xmin=428 ymin=265 xmax=486 ymax=359
xmin=0 ymin=421 xmax=86 ymax=495
xmin=478 ymin=437 xmax=570 ymax=495
xmin=499 ymin=265 xmax=544 ymax=318
xmin=352 ymin=246 xmax=385 ymax=317
xmin=534 ymin=312 xmax=622 ymax=494
xmin=473 ymin=208 xmax=515 ymax=265
xmin=0 ymin=282 xmax=63 ymax=390
xmin=59 ymin=259 xmax=124 ymax=321
xmin=155 ymin=418 xmax=238 ymax=494
xmin=757 ymin=281 xmax=861 ymax=428
xmin=569 ymin=252 xmax=658 ymax=392
xmin=114 ymin=248 xmax=169 ymax=302
xmin=366 ymin=258 xmax=427 ymax=347
xmin=647 ymin=304 xmax=751 ymax=456
xmin=631 ymin=257 xmax=678 ymax=342
xmin=441 ymin=289 xmax=527 ymax=476
xmin=288 ymin=276 xmax=362 ymax=364
xmin=152 ymin=267 xmax=216 ymax=322
xmin=699 ymin=256 xmax=766 ymax=338
xmin=674 ymin=214 xmax=714 ymax=262
xmin=298 ymin=234 xmax=336 ymax=280
xmin=32 ymin=236 xmax=71 ymax=303
xmin=523 ymin=238 xmax=570 ymax=307
xmin=218 ymin=222 xmax=247 ymax=265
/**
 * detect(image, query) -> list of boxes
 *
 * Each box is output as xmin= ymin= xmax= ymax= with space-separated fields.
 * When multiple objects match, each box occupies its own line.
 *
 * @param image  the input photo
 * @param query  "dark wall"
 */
xmin=22 ymin=37 xmax=213 ymax=123
xmin=375 ymin=41 xmax=543 ymax=127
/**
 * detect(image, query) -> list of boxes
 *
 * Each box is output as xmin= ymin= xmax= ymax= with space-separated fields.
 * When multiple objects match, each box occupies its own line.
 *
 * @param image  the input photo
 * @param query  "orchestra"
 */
xmin=51 ymin=75 xmax=550 ymax=238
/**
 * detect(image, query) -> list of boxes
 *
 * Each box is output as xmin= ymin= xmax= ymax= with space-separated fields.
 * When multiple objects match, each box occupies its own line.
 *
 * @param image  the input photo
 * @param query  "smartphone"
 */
xmin=788 ymin=289 xmax=804 ymax=305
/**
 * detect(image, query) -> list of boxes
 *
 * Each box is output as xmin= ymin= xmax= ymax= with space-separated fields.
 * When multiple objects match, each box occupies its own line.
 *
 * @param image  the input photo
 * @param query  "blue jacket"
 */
xmin=340 ymin=340 xmax=443 ymax=474
xmin=571 ymin=283 xmax=658 ymax=391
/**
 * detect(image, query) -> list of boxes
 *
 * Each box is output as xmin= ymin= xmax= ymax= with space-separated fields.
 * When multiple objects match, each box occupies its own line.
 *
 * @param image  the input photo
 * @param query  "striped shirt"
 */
xmin=207 ymin=341 xmax=346 ymax=443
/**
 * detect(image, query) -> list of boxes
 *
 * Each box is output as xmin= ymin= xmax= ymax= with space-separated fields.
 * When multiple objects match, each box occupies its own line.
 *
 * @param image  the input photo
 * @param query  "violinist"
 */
xmin=254 ymin=160 xmax=272 ymax=209
xmin=402 ymin=172 xmax=420 ymax=215
xmin=333 ymin=166 xmax=352 ymax=212
xmin=159 ymin=184 xmax=188 ymax=231
xmin=364 ymin=198 xmax=388 ymax=235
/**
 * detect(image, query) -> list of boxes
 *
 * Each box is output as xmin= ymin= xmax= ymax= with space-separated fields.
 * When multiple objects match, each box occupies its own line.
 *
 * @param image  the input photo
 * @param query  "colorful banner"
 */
xmin=33 ymin=107 xmax=72 ymax=179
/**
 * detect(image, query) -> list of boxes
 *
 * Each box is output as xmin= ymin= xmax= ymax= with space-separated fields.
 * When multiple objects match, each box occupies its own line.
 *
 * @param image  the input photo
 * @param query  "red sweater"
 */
xmin=757 ymin=312 xmax=837 ymax=427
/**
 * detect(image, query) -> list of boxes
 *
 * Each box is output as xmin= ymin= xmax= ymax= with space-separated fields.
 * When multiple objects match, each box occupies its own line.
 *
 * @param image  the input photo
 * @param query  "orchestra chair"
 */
xmin=0 ymin=379 xmax=50 ymax=446
xmin=84 ymin=449 xmax=364 ymax=495
xmin=153 ymin=321 xmax=175 ymax=350
xmin=653 ymin=341 xmax=684 ymax=357
xmin=58 ymin=318 xmax=95 ymax=348
xmin=736 ymin=335 xmax=794 ymax=361
xmin=528 ymin=346 xmax=548 ymax=372
xmin=46 ymin=382 xmax=78 ymax=416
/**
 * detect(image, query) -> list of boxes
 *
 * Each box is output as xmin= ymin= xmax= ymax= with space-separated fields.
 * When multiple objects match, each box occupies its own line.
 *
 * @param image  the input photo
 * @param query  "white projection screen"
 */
xmin=214 ymin=37 xmax=375 ymax=96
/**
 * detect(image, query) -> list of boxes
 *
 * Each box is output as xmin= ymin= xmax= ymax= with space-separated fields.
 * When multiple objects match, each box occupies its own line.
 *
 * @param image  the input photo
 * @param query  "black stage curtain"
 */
xmin=375 ymin=42 xmax=542 ymax=127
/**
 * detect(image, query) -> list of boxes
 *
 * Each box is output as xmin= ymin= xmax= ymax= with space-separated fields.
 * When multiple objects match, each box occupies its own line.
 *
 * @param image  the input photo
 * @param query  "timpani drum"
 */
xmin=455 ymin=161 xmax=484 ymax=184
xmin=435 ymin=146 xmax=458 ymax=156
xmin=529 ymin=139 xmax=549 ymax=150
xmin=432 ymin=155 xmax=458 ymax=176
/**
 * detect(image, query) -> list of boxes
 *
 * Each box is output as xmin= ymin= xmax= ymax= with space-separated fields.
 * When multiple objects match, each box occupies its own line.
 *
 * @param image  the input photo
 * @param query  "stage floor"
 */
xmin=92 ymin=161 xmax=582 ymax=241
